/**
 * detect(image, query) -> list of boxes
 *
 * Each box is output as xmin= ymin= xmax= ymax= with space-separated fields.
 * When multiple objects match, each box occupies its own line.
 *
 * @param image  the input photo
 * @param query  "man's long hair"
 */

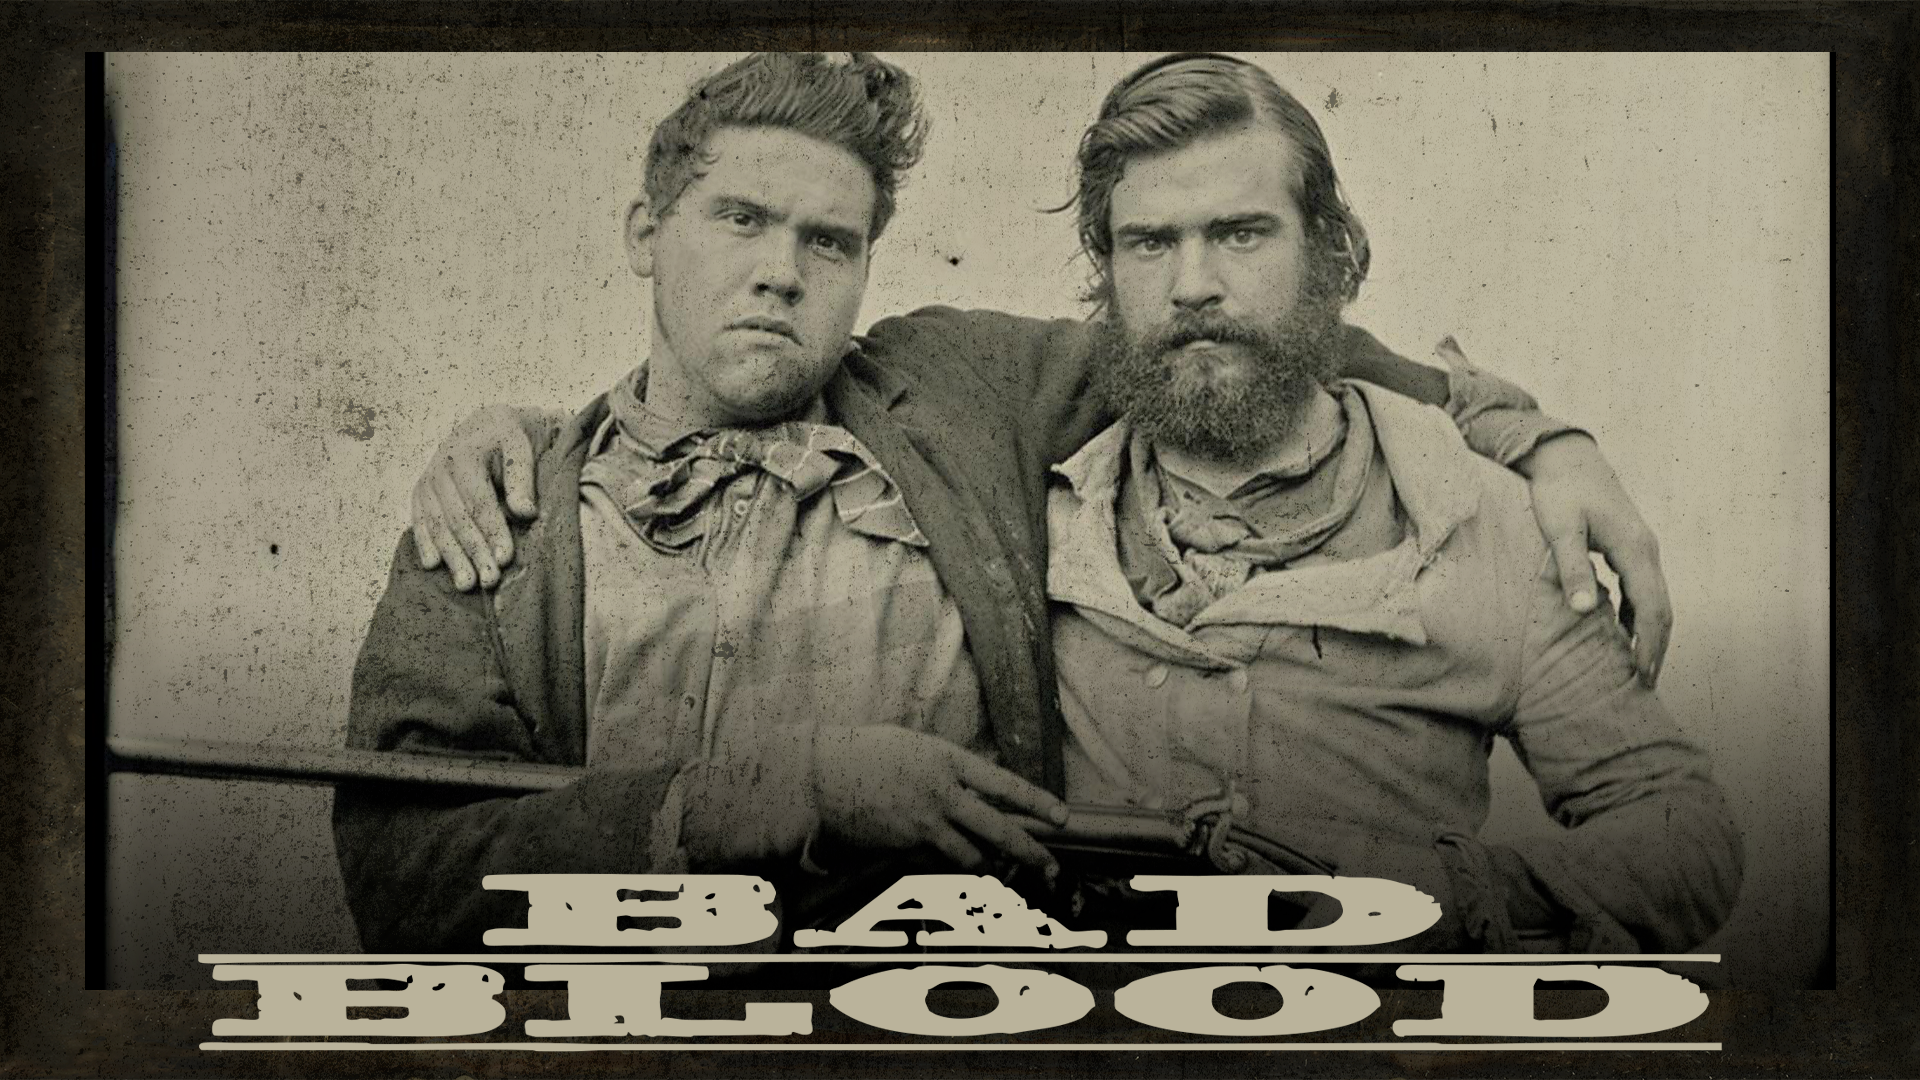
xmin=1066 ymin=53 xmax=1370 ymax=311
xmin=644 ymin=53 xmax=928 ymax=240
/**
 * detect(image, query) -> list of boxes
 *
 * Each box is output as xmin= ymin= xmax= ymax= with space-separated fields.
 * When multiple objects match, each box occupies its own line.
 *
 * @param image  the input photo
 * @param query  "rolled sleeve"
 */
xmin=1500 ymin=549 xmax=1744 ymax=952
xmin=1440 ymin=343 xmax=1588 ymax=468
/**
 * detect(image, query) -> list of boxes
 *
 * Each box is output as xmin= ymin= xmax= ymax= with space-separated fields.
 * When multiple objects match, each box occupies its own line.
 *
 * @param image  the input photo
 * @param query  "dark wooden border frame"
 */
xmin=6 ymin=1 xmax=1908 ymax=1075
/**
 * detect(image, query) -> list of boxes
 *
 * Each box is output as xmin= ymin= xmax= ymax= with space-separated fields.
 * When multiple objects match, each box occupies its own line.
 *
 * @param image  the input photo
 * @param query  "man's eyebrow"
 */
xmin=709 ymin=193 xmax=781 ymax=221
xmin=1207 ymin=213 xmax=1284 ymax=234
xmin=1113 ymin=221 xmax=1179 ymax=243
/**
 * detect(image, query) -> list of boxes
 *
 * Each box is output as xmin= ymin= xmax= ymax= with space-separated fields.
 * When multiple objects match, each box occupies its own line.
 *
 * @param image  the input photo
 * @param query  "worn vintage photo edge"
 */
xmin=1 ymin=1 xmax=1909 ymax=1076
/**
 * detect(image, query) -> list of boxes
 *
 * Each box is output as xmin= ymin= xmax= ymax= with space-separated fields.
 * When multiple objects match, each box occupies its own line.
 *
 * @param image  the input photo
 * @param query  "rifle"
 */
xmin=106 ymin=730 xmax=1335 ymax=948
xmin=107 ymin=734 xmax=1329 ymax=875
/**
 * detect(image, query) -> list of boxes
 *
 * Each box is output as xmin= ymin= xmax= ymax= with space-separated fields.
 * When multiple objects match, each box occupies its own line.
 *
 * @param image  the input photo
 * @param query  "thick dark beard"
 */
xmin=1091 ymin=278 xmax=1344 ymax=465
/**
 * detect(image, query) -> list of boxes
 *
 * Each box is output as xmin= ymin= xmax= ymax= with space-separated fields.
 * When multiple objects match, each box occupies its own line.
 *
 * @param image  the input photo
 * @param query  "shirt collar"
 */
xmin=1048 ymin=381 xmax=1486 ymax=647
xmin=1051 ymin=413 xmax=1132 ymax=503
xmin=1053 ymin=380 xmax=1482 ymax=560
xmin=585 ymin=360 xmax=928 ymax=550
xmin=597 ymin=361 xmax=831 ymax=460
xmin=1345 ymin=380 xmax=1482 ymax=557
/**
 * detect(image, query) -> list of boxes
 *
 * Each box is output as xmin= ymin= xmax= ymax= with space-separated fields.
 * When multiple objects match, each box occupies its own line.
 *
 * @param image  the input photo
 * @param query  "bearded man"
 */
xmin=1043 ymin=54 xmax=1739 ymax=952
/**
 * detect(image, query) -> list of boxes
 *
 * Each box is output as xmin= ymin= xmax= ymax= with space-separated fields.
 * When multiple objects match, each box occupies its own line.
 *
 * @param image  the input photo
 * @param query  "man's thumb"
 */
xmin=502 ymin=443 xmax=538 ymax=520
xmin=1551 ymin=531 xmax=1599 ymax=614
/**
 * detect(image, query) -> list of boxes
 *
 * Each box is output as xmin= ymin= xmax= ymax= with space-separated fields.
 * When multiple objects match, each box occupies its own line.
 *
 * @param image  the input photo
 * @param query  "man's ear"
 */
xmin=624 ymin=195 xmax=656 ymax=279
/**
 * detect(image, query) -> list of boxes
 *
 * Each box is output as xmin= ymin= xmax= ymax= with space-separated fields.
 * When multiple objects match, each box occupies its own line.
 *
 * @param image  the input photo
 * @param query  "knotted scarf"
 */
xmin=1119 ymin=389 xmax=1378 ymax=626
xmin=579 ymin=366 xmax=926 ymax=556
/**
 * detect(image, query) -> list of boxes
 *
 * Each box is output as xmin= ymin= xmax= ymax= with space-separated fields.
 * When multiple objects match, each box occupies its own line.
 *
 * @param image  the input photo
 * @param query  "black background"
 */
xmin=5 ymin=2 xmax=1911 ymax=1075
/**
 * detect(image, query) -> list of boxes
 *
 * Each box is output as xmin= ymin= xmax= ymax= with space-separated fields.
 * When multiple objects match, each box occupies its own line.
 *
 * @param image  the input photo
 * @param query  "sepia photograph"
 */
xmin=98 ymin=46 xmax=1827 ymax=1058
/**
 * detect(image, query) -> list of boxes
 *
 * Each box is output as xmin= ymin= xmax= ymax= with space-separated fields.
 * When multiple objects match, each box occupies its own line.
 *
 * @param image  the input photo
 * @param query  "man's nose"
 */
xmin=1170 ymin=242 xmax=1223 ymax=312
xmin=753 ymin=237 xmax=805 ymax=306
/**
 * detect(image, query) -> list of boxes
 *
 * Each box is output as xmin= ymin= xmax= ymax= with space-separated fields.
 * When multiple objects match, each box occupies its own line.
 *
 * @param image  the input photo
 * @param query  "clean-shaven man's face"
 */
xmin=1096 ymin=123 xmax=1343 ymax=463
xmin=630 ymin=125 xmax=876 ymax=427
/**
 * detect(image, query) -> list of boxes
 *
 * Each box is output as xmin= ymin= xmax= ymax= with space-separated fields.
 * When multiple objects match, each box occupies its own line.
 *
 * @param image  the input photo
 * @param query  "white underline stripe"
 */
xmin=200 ymin=1042 xmax=1722 ymax=1052
xmin=200 ymin=952 xmax=1720 ymax=965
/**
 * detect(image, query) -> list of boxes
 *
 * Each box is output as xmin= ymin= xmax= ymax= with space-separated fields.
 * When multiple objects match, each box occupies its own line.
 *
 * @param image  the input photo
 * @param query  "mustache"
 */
xmin=1138 ymin=311 xmax=1279 ymax=355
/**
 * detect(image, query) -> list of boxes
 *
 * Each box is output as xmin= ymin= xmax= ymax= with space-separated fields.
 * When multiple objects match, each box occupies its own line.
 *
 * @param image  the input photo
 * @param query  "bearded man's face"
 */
xmin=1096 ymin=125 xmax=1344 ymax=464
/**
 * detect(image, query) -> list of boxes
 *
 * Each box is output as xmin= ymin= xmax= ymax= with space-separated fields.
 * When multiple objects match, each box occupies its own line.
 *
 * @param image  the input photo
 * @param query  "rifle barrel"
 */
xmin=104 ymin=737 xmax=1326 ymax=871
xmin=105 ymin=735 xmax=583 ymax=793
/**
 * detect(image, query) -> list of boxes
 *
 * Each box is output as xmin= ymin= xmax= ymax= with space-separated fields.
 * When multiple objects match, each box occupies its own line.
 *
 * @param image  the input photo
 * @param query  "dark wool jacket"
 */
xmin=331 ymin=309 xmax=1469 ymax=951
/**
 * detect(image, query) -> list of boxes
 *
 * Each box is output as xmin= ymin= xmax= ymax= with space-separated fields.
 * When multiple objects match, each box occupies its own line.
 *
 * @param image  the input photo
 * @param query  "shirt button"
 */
xmin=1145 ymin=665 xmax=1169 ymax=688
xmin=732 ymin=498 xmax=752 ymax=517
xmin=1228 ymin=668 xmax=1250 ymax=693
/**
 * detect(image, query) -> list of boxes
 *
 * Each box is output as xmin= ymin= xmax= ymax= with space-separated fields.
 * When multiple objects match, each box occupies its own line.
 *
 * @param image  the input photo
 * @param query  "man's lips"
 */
xmin=1170 ymin=337 xmax=1249 ymax=356
xmin=1162 ymin=338 xmax=1253 ymax=383
xmin=728 ymin=318 xmax=800 ymax=344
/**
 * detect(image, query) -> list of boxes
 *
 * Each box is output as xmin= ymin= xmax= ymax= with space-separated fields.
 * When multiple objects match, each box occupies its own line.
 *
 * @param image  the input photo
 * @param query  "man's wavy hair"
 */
xmin=645 ymin=52 xmax=927 ymax=242
xmin=1068 ymin=53 xmax=1370 ymax=311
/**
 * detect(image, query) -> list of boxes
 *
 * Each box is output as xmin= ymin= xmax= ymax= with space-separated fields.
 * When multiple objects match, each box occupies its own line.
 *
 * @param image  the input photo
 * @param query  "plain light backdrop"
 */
xmin=106 ymin=52 xmax=1829 ymax=990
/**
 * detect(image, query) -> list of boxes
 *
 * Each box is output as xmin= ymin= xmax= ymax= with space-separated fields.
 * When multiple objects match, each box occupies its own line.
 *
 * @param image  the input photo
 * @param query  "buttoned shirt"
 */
xmin=578 ymin=366 xmax=989 ymax=868
xmin=1047 ymin=382 xmax=1741 ymax=951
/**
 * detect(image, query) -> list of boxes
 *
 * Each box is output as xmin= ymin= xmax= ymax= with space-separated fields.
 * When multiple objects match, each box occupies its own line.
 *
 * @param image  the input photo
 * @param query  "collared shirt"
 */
xmin=579 ymin=366 xmax=988 ymax=866
xmin=1120 ymin=385 xmax=1406 ymax=626
xmin=1047 ymin=382 xmax=1741 ymax=951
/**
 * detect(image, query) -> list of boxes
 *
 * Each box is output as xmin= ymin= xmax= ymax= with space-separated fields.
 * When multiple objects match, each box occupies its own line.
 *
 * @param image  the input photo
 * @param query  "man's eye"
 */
xmin=722 ymin=211 xmax=760 ymax=231
xmin=811 ymin=234 xmax=848 ymax=258
xmin=1223 ymin=228 xmax=1263 ymax=250
xmin=1129 ymin=237 xmax=1168 ymax=256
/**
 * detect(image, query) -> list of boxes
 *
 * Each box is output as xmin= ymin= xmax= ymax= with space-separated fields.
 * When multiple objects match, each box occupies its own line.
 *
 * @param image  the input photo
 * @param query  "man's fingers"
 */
xmin=421 ymin=487 xmax=478 ymax=592
xmin=948 ymin=790 xmax=1059 ymax=878
xmin=501 ymin=439 xmax=539 ymax=522
xmin=1547 ymin=523 xmax=1600 ymax=615
xmin=431 ymin=469 xmax=501 ymax=589
xmin=953 ymin=753 xmax=1069 ymax=826
xmin=454 ymin=454 xmax=516 ymax=572
xmin=922 ymin=822 xmax=988 ymax=872
xmin=1633 ymin=632 xmax=1666 ymax=689
xmin=411 ymin=484 xmax=446 ymax=571
xmin=1613 ymin=546 xmax=1673 ymax=687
